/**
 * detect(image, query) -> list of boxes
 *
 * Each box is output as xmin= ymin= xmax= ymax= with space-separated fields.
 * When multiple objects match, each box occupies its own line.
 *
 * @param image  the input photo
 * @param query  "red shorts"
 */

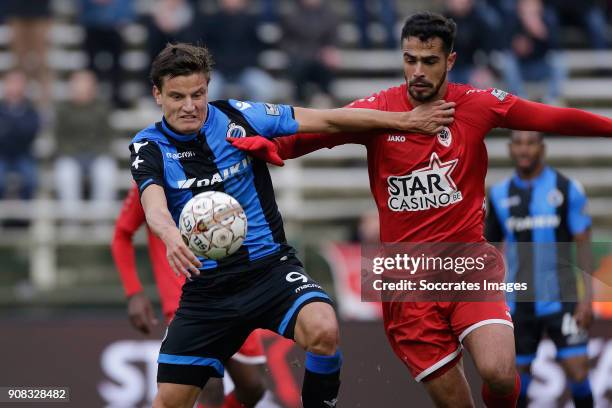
xmin=383 ymin=301 xmax=513 ymax=382
xmin=232 ymin=329 xmax=267 ymax=364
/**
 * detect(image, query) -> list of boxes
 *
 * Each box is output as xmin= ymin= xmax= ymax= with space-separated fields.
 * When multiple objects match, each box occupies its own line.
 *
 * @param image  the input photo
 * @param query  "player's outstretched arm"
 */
xmin=503 ymin=98 xmax=612 ymax=136
xmin=229 ymin=100 xmax=458 ymax=165
xmin=227 ymin=132 xmax=364 ymax=166
xmin=141 ymin=184 xmax=202 ymax=278
xmin=293 ymin=100 xmax=455 ymax=135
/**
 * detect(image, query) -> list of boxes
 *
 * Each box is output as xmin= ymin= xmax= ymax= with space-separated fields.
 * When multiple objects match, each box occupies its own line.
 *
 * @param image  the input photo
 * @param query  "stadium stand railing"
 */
xmin=0 ymin=0 xmax=611 ymax=294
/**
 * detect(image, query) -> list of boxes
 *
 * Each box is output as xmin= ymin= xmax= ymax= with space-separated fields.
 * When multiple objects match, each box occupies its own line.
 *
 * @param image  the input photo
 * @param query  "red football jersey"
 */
xmin=111 ymin=184 xmax=184 ymax=319
xmin=277 ymin=83 xmax=517 ymax=243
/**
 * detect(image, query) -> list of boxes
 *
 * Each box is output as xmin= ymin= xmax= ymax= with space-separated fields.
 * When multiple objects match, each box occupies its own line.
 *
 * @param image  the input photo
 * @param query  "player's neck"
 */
xmin=162 ymin=116 xmax=198 ymax=136
xmin=516 ymin=162 xmax=545 ymax=181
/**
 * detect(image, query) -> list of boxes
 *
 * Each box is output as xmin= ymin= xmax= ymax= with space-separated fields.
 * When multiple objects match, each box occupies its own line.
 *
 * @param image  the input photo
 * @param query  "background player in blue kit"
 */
xmin=130 ymin=43 xmax=455 ymax=408
xmin=486 ymin=130 xmax=594 ymax=408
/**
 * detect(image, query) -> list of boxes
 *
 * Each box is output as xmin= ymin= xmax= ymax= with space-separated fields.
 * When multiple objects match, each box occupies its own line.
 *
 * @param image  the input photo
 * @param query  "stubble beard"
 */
xmin=407 ymin=70 xmax=448 ymax=103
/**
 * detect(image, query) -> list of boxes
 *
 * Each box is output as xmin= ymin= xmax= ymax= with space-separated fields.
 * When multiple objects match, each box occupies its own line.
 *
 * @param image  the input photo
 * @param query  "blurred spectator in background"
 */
xmin=0 ymin=70 xmax=40 ymax=201
xmin=544 ymin=0 xmax=609 ymax=49
xmin=352 ymin=0 xmax=397 ymax=49
xmin=203 ymin=0 xmax=276 ymax=101
xmin=486 ymin=0 xmax=517 ymax=20
xmin=143 ymin=0 xmax=200 ymax=66
xmin=323 ymin=210 xmax=382 ymax=321
xmin=3 ymin=0 xmax=52 ymax=107
xmin=444 ymin=0 xmax=500 ymax=86
xmin=282 ymin=0 xmax=339 ymax=105
xmin=79 ymin=0 xmax=135 ymax=108
xmin=499 ymin=0 xmax=567 ymax=104
xmin=353 ymin=209 xmax=380 ymax=244
xmin=53 ymin=71 xmax=117 ymax=222
xmin=260 ymin=0 xmax=280 ymax=23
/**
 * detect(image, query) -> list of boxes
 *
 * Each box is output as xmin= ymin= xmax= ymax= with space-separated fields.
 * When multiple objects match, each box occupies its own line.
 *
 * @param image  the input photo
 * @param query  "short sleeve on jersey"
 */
xmin=567 ymin=179 xmax=591 ymax=235
xmin=129 ymin=140 xmax=164 ymax=194
xmin=227 ymin=100 xmax=299 ymax=137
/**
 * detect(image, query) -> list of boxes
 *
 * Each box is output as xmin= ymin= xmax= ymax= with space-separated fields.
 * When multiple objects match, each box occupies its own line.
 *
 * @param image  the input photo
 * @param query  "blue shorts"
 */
xmin=513 ymin=303 xmax=588 ymax=366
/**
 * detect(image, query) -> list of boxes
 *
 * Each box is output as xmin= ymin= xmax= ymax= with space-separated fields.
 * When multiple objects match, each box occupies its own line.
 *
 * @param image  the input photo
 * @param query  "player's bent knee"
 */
xmin=479 ymin=362 xmax=516 ymax=392
xmin=295 ymin=303 xmax=339 ymax=354
xmin=306 ymin=320 xmax=339 ymax=355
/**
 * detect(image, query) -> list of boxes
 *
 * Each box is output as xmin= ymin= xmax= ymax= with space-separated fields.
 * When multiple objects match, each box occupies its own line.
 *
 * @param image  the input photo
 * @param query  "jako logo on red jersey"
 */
xmin=387 ymin=135 xmax=405 ymax=142
xmin=387 ymin=153 xmax=463 ymax=211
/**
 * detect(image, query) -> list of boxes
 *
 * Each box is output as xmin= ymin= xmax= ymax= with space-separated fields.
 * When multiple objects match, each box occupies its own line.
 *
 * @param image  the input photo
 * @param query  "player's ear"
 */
xmin=447 ymin=51 xmax=457 ymax=72
xmin=152 ymin=86 xmax=162 ymax=105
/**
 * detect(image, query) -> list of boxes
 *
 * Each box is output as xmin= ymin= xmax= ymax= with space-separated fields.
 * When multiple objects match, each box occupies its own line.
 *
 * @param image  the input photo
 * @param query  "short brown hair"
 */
xmin=149 ymin=43 xmax=214 ymax=90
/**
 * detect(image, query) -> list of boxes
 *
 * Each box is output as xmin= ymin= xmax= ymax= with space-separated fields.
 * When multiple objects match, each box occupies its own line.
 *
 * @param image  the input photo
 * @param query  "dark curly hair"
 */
xmin=401 ymin=12 xmax=457 ymax=55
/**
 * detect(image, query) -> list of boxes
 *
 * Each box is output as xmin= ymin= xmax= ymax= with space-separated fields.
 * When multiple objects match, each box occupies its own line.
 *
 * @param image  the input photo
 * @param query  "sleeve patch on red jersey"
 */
xmin=491 ymin=88 xmax=509 ymax=101
xmin=349 ymin=96 xmax=377 ymax=106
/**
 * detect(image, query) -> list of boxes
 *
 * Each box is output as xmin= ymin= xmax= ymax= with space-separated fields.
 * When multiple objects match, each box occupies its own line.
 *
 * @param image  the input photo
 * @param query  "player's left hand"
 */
xmin=227 ymin=136 xmax=285 ymax=166
xmin=574 ymin=301 xmax=593 ymax=329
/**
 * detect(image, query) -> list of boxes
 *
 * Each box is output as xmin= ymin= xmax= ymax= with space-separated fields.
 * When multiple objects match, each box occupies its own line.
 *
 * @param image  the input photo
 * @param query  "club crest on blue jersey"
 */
xmin=547 ymin=188 xmax=564 ymax=207
xmin=227 ymin=123 xmax=246 ymax=138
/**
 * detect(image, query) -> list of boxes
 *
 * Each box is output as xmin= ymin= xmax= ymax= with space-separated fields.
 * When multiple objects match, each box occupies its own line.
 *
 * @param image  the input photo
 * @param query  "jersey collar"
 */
xmin=201 ymin=102 xmax=215 ymax=135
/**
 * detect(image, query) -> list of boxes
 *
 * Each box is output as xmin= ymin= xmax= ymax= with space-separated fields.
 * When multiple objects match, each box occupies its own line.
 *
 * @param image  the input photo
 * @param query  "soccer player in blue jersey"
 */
xmin=486 ymin=130 xmax=594 ymax=408
xmin=129 ymin=43 xmax=455 ymax=408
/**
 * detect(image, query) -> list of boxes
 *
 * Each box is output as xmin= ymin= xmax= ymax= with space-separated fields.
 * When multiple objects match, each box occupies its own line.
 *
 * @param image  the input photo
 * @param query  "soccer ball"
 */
xmin=179 ymin=191 xmax=247 ymax=260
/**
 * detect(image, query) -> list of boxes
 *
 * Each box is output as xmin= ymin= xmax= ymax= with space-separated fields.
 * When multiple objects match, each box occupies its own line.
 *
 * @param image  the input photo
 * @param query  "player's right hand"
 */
xmin=410 ymin=100 xmax=456 ymax=135
xmin=227 ymin=136 xmax=285 ymax=166
xmin=127 ymin=292 xmax=159 ymax=335
xmin=162 ymin=227 xmax=202 ymax=278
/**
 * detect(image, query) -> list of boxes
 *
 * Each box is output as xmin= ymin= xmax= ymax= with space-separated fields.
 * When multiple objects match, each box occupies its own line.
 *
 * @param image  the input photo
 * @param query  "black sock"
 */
xmin=301 ymin=351 xmax=342 ymax=408
xmin=302 ymin=369 xmax=341 ymax=408
xmin=573 ymin=395 xmax=594 ymax=408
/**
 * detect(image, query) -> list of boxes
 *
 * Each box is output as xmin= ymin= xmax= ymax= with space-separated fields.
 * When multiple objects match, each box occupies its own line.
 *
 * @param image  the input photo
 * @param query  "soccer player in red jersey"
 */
xmin=228 ymin=12 xmax=612 ymax=408
xmin=111 ymin=184 xmax=272 ymax=408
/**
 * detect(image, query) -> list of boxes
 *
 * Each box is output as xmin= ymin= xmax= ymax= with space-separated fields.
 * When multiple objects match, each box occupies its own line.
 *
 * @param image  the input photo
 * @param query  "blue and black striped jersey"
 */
xmin=129 ymin=100 xmax=299 ymax=274
xmin=486 ymin=166 xmax=591 ymax=316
